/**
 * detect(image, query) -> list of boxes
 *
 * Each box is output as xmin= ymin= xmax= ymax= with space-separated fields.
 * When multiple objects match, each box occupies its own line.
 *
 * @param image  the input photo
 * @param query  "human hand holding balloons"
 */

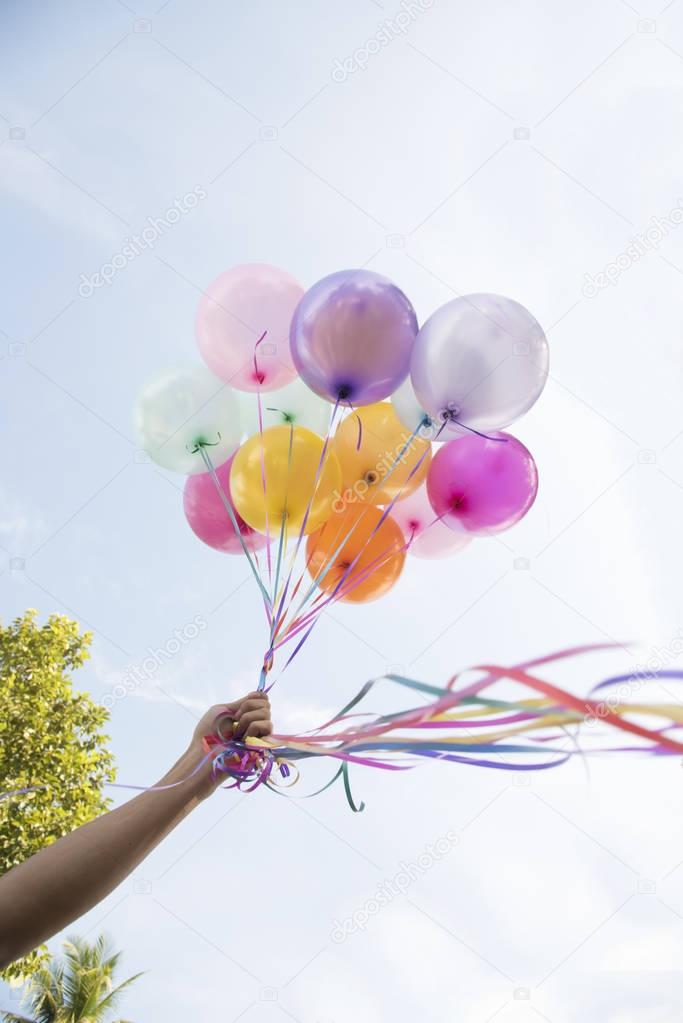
xmin=127 ymin=289 xmax=683 ymax=813
xmin=136 ymin=264 xmax=548 ymax=677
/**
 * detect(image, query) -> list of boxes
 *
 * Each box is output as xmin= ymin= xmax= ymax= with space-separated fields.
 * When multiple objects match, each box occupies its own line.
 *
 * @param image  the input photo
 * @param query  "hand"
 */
xmin=183 ymin=692 xmax=273 ymax=800
xmin=0 ymin=694 xmax=273 ymax=971
xmin=191 ymin=691 xmax=273 ymax=744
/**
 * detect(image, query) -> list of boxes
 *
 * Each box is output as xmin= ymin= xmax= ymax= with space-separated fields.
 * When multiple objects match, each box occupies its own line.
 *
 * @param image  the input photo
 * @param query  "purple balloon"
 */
xmin=411 ymin=294 xmax=549 ymax=436
xmin=427 ymin=433 xmax=538 ymax=534
xmin=290 ymin=270 xmax=418 ymax=406
xmin=183 ymin=453 xmax=269 ymax=555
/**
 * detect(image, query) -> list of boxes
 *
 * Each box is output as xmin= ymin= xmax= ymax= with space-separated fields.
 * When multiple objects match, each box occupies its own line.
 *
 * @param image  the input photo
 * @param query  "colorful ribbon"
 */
xmin=194 ymin=643 xmax=683 ymax=811
xmin=3 ymin=644 xmax=682 ymax=812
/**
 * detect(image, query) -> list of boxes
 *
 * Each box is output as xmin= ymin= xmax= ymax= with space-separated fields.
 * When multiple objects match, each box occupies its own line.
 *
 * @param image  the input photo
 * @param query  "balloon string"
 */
xmin=269 ymin=484 xmax=413 ymax=675
xmin=282 ymin=397 xmax=411 ymax=617
xmin=275 ymin=532 xmax=324 ymax=621
xmin=269 ymin=422 xmax=295 ymax=629
xmin=271 ymin=659 xmax=683 ymax=755
xmin=269 ymin=398 xmax=342 ymax=643
xmin=0 ymin=785 xmax=46 ymax=802
xmin=285 ymin=417 xmax=426 ymax=620
xmin=220 ymin=392 xmax=508 ymax=685
xmin=251 ymin=395 xmax=341 ymax=688
xmin=269 ymin=544 xmax=411 ymax=679
xmin=442 ymin=412 xmax=508 ymax=443
xmin=275 ymin=537 xmax=412 ymax=650
xmin=412 ymin=509 xmax=460 ymax=544
xmin=267 ymin=533 xmax=414 ymax=681
xmin=281 ymin=417 xmax=434 ymax=634
xmin=445 ymin=641 xmax=624 ymax=694
xmin=8 ymin=649 xmax=683 ymax=810
xmin=280 ymin=512 xmax=369 ymax=629
xmin=319 ymin=419 xmax=439 ymax=612
xmin=257 ymin=424 xmax=297 ymax=689
xmin=253 ymin=332 xmax=273 ymax=595
xmin=266 ymin=509 xmax=352 ymax=661
xmin=271 ymin=541 xmax=407 ymax=677
xmin=589 ymin=668 xmax=683 ymax=696
xmin=199 ymin=445 xmax=273 ymax=620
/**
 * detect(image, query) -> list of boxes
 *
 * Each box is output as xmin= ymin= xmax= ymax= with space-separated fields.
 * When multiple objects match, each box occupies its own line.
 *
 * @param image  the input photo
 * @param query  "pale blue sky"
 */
xmin=2 ymin=1 xmax=683 ymax=1020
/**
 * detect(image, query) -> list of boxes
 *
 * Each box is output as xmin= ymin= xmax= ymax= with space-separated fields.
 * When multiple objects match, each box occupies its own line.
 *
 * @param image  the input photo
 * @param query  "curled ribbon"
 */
xmin=4 ymin=644 xmax=682 ymax=813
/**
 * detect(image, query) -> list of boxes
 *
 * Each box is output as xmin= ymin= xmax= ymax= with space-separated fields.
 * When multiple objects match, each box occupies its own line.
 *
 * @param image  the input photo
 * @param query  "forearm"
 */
xmin=0 ymin=747 xmax=208 ymax=969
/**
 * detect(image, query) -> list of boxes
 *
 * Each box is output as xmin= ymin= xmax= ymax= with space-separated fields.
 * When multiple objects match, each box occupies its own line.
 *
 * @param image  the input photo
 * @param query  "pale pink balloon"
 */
xmin=196 ymin=264 xmax=303 ymax=392
xmin=183 ymin=453 xmax=268 ymax=555
xmin=389 ymin=485 xmax=471 ymax=560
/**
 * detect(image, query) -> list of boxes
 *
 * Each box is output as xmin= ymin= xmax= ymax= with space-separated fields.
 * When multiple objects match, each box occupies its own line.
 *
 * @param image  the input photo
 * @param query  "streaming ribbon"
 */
xmin=3 ymin=644 xmax=683 ymax=810
xmin=196 ymin=642 xmax=683 ymax=811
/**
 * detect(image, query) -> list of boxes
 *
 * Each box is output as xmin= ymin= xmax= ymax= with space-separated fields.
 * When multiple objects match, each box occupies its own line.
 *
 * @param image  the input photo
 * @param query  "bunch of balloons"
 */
xmin=136 ymin=264 xmax=549 ymax=684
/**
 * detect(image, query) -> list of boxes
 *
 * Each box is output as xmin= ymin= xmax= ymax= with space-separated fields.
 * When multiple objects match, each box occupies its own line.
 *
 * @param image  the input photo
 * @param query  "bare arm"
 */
xmin=0 ymin=692 xmax=271 ymax=970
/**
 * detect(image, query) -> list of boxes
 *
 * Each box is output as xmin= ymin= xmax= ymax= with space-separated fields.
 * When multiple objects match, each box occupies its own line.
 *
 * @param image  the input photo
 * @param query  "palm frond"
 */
xmin=92 ymin=973 xmax=145 ymax=1017
xmin=22 ymin=960 xmax=63 ymax=1022
xmin=10 ymin=935 xmax=140 ymax=1023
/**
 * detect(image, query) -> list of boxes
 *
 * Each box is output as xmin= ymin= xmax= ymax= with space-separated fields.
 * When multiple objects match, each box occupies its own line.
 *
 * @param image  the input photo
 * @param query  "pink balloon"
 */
xmin=427 ymin=433 xmax=538 ymax=534
xmin=183 ymin=454 xmax=269 ymax=555
xmin=196 ymin=264 xmax=303 ymax=392
xmin=389 ymin=485 xmax=471 ymax=560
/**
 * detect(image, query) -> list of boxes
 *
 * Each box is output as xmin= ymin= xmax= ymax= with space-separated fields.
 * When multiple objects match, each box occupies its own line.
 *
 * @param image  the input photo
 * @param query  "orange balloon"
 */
xmin=306 ymin=503 xmax=406 ymax=604
xmin=331 ymin=402 xmax=431 ymax=506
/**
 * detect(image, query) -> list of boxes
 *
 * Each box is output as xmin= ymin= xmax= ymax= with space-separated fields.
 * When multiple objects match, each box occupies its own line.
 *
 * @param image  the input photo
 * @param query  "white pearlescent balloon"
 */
xmin=136 ymin=365 xmax=241 ymax=474
xmin=410 ymin=294 xmax=549 ymax=436
xmin=238 ymin=376 xmax=331 ymax=439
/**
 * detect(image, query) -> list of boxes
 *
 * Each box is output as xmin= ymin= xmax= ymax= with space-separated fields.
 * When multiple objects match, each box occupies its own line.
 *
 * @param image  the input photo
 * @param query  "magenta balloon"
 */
xmin=183 ymin=454 xmax=269 ymax=555
xmin=411 ymin=294 xmax=549 ymax=435
xmin=290 ymin=270 xmax=418 ymax=405
xmin=196 ymin=264 xmax=303 ymax=392
xmin=390 ymin=485 xmax=472 ymax=560
xmin=427 ymin=433 xmax=538 ymax=534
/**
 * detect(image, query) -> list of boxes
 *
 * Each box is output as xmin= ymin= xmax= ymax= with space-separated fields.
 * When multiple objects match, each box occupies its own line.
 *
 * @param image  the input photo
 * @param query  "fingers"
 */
xmin=242 ymin=718 xmax=272 ymax=739
xmin=233 ymin=703 xmax=273 ymax=739
xmin=235 ymin=697 xmax=269 ymax=717
xmin=207 ymin=692 xmax=271 ymax=740
xmin=222 ymin=692 xmax=268 ymax=714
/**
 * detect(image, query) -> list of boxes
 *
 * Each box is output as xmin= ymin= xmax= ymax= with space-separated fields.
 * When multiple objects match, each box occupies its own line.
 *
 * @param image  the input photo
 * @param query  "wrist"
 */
xmin=156 ymin=745 xmax=218 ymax=805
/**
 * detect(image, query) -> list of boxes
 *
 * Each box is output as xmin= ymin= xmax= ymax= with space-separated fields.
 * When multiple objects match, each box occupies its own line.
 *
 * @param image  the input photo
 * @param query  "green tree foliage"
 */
xmin=1 ymin=934 xmax=142 ymax=1023
xmin=0 ymin=611 xmax=116 ymax=980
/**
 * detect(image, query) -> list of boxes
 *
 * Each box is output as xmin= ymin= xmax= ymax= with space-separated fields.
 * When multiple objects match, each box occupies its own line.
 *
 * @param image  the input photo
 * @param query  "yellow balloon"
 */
xmin=230 ymin=425 xmax=342 ymax=536
xmin=331 ymin=402 xmax=431 ymax=506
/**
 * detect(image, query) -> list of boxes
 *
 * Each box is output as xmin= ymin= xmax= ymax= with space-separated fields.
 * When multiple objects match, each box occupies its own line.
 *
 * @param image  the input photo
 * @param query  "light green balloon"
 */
xmin=136 ymin=365 xmax=241 ymax=474
xmin=238 ymin=376 xmax=330 ymax=439
xmin=391 ymin=377 xmax=440 ymax=441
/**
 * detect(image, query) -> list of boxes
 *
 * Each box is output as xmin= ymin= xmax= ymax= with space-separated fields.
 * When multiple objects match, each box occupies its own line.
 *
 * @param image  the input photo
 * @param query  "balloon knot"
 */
xmin=186 ymin=432 xmax=222 ymax=454
xmin=440 ymin=405 xmax=460 ymax=422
